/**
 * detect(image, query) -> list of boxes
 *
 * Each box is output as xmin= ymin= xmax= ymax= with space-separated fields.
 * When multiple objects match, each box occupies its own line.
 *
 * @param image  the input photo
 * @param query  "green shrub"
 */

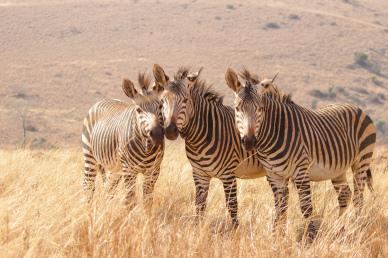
xmin=354 ymin=52 xmax=370 ymax=67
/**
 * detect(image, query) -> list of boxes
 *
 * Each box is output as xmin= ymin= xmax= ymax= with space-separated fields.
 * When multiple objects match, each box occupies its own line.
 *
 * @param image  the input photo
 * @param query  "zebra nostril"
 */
xmin=150 ymin=126 xmax=164 ymax=146
xmin=242 ymin=136 xmax=255 ymax=151
xmin=165 ymin=123 xmax=179 ymax=140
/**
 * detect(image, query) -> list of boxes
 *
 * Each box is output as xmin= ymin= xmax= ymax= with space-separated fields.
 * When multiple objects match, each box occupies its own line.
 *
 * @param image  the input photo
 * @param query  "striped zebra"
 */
xmin=153 ymin=64 xmax=266 ymax=227
xmin=225 ymin=68 xmax=376 ymax=238
xmin=81 ymin=73 xmax=165 ymax=205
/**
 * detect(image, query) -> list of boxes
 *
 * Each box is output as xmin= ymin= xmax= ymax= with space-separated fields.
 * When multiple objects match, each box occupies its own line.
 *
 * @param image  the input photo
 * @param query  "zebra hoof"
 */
xmin=272 ymin=219 xmax=287 ymax=237
xmin=124 ymin=199 xmax=136 ymax=210
xmin=210 ymin=219 xmax=239 ymax=234
xmin=296 ymin=217 xmax=322 ymax=244
xmin=193 ymin=214 xmax=205 ymax=227
xmin=232 ymin=219 xmax=240 ymax=229
xmin=82 ymin=195 xmax=93 ymax=206
xmin=272 ymin=227 xmax=287 ymax=237
xmin=333 ymin=225 xmax=346 ymax=240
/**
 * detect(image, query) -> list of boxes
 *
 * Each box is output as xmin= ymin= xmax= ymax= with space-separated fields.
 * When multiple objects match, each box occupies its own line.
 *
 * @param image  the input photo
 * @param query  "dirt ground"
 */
xmin=1 ymin=0 xmax=388 ymax=148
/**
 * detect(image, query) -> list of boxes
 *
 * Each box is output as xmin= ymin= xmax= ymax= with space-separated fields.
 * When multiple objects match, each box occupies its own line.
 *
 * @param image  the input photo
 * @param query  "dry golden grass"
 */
xmin=0 ymin=143 xmax=387 ymax=257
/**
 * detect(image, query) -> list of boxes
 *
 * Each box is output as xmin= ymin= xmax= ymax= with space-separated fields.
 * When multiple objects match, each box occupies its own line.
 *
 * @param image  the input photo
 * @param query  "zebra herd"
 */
xmin=82 ymin=64 xmax=376 ymax=239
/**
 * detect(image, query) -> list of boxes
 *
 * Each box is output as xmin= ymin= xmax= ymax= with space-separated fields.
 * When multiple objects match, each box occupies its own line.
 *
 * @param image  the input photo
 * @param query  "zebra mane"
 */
xmin=239 ymin=67 xmax=253 ymax=82
xmin=164 ymin=67 xmax=224 ymax=104
xmin=132 ymin=91 xmax=160 ymax=106
xmin=165 ymin=79 xmax=186 ymax=95
xmin=239 ymin=67 xmax=260 ymax=85
xmin=262 ymin=86 xmax=293 ymax=104
xmin=138 ymin=72 xmax=152 ymax=95
xmin=133 ymin=72 xmax=162 ymax=105
xmin=174 ymin=66 xmax=190 ymax=81
xmin=190 ymin=79 xmax=224 ymax=104
xmin=265 ymin=91 xmax=293 ymax=103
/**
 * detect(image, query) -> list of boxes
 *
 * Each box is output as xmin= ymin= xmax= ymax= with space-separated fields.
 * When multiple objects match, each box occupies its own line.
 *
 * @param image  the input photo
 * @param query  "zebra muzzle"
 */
xmin=165 ymin=123 xmax=179 ymax=140
xmin=241 ymin=135 xmax=256 ymax=151
xmin=150 ymin=126 xmax=164 ymax=146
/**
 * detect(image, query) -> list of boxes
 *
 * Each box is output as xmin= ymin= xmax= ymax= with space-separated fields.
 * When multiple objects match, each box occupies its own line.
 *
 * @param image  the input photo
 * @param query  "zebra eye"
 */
xmin=182 ymin=98 xmax=188 ymax=104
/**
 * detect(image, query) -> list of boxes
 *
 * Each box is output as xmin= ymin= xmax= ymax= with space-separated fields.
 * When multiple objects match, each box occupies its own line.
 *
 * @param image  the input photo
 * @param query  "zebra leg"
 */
xmin=293 ymin=166 xmax=317 ymax=240
xmin=99 ymin=165 xmax=107 ymax=186
xmin=123 ymin=173 xmax=137 ymax=208
xmin=351 ymin=163 xmax=367 ymax=216
xmin=193 ymin=171 xmax=211 ymax=219
xmin=267 ymin=175 xmax=289 ymax=233
xmin=143 ymin=168 xmax=160 ymax=206
xmin=221 ymin=175 xmax=239 ymax=228
xmin=122 ymin=162 xmax=137 ymax=208
xmin=107 ymin=173 xmax=121 ymax=198
xmin=82 ymin=153 xmax=98 ymax=203
xmin=331 ymin=174 xmax=351 ymax=217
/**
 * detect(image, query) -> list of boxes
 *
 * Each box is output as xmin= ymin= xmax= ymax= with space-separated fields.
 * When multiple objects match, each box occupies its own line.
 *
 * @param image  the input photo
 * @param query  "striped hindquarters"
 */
xmin=82 ymin=99 xmax=128 ymax=167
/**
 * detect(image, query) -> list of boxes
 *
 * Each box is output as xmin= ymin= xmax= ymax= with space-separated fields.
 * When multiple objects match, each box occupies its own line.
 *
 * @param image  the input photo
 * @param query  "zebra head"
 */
xmin=153 ymin=64 xmax=202 ymax=140
xmin=225 ymin=67 xmax=263 ymax=151
xmin=122 ymin=75 xmax=164 ymax=147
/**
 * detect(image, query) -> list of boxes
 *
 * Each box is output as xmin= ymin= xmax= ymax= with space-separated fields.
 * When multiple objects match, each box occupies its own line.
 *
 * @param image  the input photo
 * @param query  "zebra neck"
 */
xmin=255 ymin=99 xmax=285 ymax=155
xmin=180 ymin=99 xmax=232 ymax=148
xmin=179 ymin=110 xmax=196 ymax=141
xmin=129 ymin=117 xmax=153 ymax=151
xmin=180 ymin=99 xmax=211 ymax=143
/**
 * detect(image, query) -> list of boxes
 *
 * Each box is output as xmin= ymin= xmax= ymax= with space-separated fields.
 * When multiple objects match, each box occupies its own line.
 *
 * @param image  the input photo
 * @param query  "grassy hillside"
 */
xmin=0 ymin=144 xmax=387 ymax=257
xmin=1 ymin=0 xmax=388 ymax=148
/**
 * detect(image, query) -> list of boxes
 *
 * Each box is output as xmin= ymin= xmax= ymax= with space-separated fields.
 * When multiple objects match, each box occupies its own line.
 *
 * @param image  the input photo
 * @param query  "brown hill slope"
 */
xmin=1 ymin=0 xmax=388 ymax=148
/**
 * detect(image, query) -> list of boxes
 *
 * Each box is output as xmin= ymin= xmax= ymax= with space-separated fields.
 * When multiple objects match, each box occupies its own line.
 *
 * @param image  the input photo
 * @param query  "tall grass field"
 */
xmin=0 ymin=143 xmax=387 ymax=257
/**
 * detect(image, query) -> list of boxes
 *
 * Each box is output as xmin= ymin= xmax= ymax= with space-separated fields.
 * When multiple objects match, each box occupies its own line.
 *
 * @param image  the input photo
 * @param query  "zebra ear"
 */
xmin=153 ymin=64 xmax=169 ymax=87
xmin=260 ymin=79 xmax=271 ymax=89
xmin=251 ymin=74 xmax=260 ymax=85
xmin=225 ymin=68 xmax=242 ymax=93
xmin=152 ymin=81 xmax=165 ymax=93
xmin=271 ymin=72 xmax=279 ymax=83
xmin=187 ymin=67 xmax=203 ymax=82
xmin=138 ymin=72 xmax=151 ymax=95
xmin=181 ymin=70 xmax=189 ymax=79
xmin=122 ymin=78 xmax=139 ymax=99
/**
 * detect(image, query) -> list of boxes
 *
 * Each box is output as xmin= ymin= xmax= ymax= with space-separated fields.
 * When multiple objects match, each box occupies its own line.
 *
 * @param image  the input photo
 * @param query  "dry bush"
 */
xmin=352 ymin=52 xmax=382 ymax=76
xmin=0 ymin=144 xmax=387 ymax=258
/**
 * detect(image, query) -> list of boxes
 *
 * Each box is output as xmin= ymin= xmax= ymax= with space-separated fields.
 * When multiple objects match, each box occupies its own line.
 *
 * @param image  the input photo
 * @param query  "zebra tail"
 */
xmin=366 ymin=168 xmax=374 ymax=192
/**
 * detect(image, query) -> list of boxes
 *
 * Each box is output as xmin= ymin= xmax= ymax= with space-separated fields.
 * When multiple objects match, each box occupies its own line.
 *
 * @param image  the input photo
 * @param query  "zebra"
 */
xmin=225 ymin=67 xmax=376 ymax=239
xmin=81 ymin=73 xmax=165 ymax=205
xmin=152 ymin=64 xmax=266 ymax=227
